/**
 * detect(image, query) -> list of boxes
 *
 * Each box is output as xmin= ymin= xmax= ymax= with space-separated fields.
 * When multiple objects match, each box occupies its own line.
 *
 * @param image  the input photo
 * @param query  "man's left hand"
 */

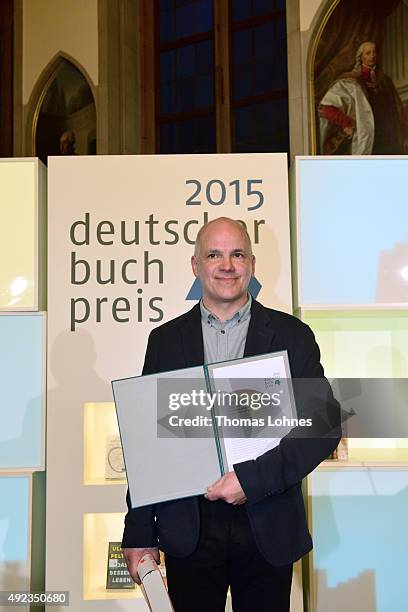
xmin=205 ymin=471 xmax=247 ymax=505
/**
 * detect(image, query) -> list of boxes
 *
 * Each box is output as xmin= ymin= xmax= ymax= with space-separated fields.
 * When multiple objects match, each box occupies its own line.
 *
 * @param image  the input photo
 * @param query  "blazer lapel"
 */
xmin=179 ymin=303 xmax=205 ymax=367
xmin=244 ymin=299 xmax=276 ymax=357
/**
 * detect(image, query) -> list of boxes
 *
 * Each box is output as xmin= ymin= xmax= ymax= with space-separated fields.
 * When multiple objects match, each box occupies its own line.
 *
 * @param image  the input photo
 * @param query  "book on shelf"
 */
xmin=106 ymin=541 xmax=135 ymax=590
xmin=105 ymin=434 xmax=126 ymax=479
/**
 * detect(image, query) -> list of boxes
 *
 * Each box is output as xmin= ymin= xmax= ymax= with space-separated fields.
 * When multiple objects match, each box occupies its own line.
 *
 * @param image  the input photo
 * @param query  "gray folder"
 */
xmin=112 ymin=351 xmax=293 ymax=508
xmin=112 ymin=366 xmax=221 ymax=508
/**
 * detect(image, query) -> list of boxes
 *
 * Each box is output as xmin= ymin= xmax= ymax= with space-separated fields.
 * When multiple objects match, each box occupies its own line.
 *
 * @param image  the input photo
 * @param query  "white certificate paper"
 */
xmin=208 ymin=352 xmax=293 ymax=471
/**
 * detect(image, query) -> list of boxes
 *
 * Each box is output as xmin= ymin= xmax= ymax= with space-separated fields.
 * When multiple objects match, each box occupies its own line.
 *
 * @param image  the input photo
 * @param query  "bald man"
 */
xmin=122 ymin=217 xmax=340 ymax=612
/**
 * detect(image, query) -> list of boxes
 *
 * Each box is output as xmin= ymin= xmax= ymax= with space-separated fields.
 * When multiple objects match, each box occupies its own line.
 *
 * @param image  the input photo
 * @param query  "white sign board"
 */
xmin=46 ymin=154 xmax=291 ymax=610
xmin=48 ymin=154 xmax=291 ymax=382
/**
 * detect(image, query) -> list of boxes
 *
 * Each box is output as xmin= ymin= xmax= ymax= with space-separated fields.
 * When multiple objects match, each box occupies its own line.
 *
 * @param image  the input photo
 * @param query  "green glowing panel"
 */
xmin=302 ymin=311 xmax=408 ymax=378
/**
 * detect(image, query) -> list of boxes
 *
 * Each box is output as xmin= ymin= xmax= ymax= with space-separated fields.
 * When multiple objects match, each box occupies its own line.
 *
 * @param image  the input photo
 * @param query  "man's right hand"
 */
xmin=122 ymin=547 xmax=160 ymax=584
xmin=343 ymin=125 xmax=354 ymax=138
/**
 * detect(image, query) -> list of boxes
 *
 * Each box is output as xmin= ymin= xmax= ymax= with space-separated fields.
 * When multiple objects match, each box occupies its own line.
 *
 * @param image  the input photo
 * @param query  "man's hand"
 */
xmin=205 ymin=471 xmax=247 ymax=505
xmin=343 ymin=125 xmax=354 ymax=138
xmin=122 ymin=547 xmax=160 ymax=584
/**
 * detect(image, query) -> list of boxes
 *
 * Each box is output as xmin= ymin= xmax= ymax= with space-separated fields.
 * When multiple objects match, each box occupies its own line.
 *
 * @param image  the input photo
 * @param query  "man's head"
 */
xmin=59 ymin=130 xmax=76 ymax=155
xmin=355 ymin=41 xmax=377 ymax=70
xmin=191 ymin=217 xmax=255 ymax=315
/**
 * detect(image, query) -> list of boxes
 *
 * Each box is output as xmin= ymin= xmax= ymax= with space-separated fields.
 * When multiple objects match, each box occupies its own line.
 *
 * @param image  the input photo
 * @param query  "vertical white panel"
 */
xmin=47 ymin=154 xmax=291 ymax=609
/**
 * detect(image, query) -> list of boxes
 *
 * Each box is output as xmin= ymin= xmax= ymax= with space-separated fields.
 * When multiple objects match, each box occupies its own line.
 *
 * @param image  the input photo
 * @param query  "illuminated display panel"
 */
xmin=0 ymin=313 xmax=45 ymax=469
xmin=303 ymin=310 xmax=408 ymax=458
xmin=0 ymin=160 xmax=43 ymax=309
xmin=0 ymin=476 xmax=29 ymax=590
xmin=297 ymin=157 xmax=408 ymax=307
xmin=310 ymin=468 xmax=408 ymax=612
xmin=83 ymin=513 xmax=142 ymax=600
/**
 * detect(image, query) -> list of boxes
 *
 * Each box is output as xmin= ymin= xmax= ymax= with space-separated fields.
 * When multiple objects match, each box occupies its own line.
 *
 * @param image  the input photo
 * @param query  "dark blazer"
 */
xmin=122 ymin=299 xmax=341 ymax=565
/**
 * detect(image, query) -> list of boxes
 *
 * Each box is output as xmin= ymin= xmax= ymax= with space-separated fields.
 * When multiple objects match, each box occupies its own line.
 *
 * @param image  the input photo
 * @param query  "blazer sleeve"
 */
xmin=233 ymin=323 xmax=342 ymax=505
xmin=121 ymin=330 xmax=160 ymax=548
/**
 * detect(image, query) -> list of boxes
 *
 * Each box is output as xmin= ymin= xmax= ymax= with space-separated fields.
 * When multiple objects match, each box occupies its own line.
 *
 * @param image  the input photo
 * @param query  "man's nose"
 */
xmin=220 ymin=256 xmax=234 ymax=270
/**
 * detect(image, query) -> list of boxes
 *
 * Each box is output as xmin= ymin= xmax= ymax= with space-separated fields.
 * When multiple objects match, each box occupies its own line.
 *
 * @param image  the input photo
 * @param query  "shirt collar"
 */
xmin=361 ymin=64 xmax=376 ymax=82
xmin=200 ymin=294 xmax=252 ymax=330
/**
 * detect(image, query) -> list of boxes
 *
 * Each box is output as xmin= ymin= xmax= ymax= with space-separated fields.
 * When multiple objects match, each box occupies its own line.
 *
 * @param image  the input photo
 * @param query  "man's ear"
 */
xmin=251 ymin=255 xmax=256 ymax=275
xmin=191 ymin=255 xmax=198 ymax=277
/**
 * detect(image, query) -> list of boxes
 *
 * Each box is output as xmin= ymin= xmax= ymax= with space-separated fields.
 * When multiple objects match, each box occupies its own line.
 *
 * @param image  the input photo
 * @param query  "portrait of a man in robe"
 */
xmin=313 ymin=0 xmax=408 ymax=155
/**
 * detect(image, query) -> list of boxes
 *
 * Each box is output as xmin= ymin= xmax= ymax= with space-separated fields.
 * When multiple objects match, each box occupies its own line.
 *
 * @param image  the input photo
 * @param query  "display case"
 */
xmin=81 ymin=405 xmax=305 ymax=610
xmin=83 ymin=513 xmax=142 ymax=601
xmin=47 ymin=397 xmax=151 ymax=610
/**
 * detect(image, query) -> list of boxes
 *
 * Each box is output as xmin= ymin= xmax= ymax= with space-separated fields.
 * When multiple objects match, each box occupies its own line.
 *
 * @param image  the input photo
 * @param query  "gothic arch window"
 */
xmin=141 ymin=0 xmax=289 ymax=154
xmin=34 ymin=58 xmax=96 ymax=164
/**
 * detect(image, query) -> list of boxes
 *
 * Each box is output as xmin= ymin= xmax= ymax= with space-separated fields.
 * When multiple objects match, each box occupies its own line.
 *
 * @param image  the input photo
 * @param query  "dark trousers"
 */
xmin=165 ymin=497 xmax=293 ymax=612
